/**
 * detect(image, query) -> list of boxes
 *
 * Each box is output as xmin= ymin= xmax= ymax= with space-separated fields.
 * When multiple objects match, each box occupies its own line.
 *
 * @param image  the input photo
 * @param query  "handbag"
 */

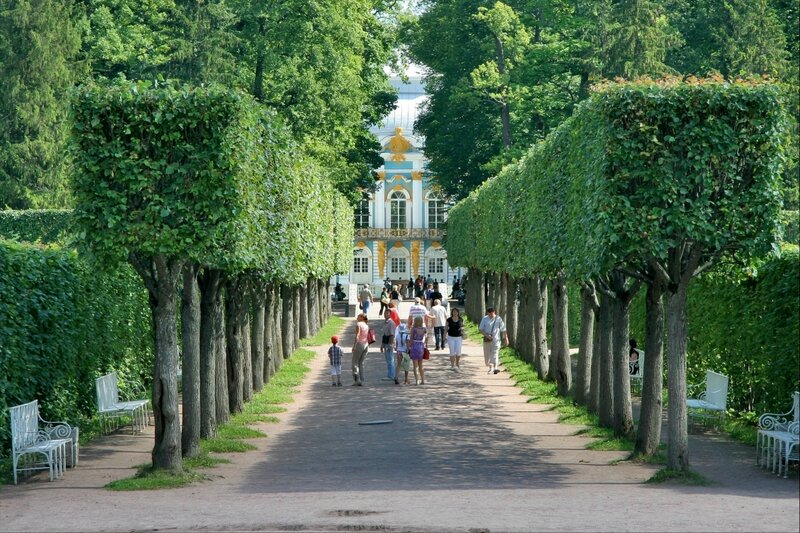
xmin=423 ymin=347 xmax=430 ymax=360
xmin=367 ymin=328 xmax=377 ymax=344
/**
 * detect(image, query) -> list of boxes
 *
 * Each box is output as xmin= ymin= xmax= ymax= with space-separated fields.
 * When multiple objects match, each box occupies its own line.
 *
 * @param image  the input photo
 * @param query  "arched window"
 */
xmin=354 ymin=194 xmax=370 ymax=229
xmin=427 ymin=193 xmax=446 ymax=229
xmin=389 ymin=191 xmax=407 ymax=229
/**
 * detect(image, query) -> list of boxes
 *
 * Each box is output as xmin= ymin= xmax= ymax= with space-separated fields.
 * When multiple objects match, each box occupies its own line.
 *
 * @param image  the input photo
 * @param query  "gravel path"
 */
xmin=1 ymin=303 xmax=797 ymax=532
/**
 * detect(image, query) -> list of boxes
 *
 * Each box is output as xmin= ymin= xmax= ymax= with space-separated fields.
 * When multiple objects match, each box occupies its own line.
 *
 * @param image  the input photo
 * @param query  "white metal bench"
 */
xmin=629 ymin=349 xmax=644 ymax=394
xmin=95 ymin=373 xmax=150 ymax=433
xmin=772 ymin=421 xmax=800 ymax=478
xmin=756 ymin=391 xmax=800 ymax=477
xmin=687 ymin=370 xmax=729 ymax=429
xmin=9 ymin=400 xmax=71 ymax=484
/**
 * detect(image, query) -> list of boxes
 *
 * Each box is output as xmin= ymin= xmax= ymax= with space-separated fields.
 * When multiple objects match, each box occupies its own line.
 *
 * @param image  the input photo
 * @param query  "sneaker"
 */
xmin=493 ymin=369 xmax=500 ymax=374
xmin=357 ymin=382 xmax=363 ymax=386
xmin=487 ymin=369 xmax=493 ymax=374
xmin=337 ymin=382 xmax=342 ymax=387
xmin=332 ymin=382 xmax=337 ymax=386
xmin=394 ymin=378 xmax=400 ymax=385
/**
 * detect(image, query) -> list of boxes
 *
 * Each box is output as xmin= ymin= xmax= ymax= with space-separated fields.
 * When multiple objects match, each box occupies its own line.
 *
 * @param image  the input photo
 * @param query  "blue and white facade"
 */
xmin=342 ymin=71 xmax=461 ymax=293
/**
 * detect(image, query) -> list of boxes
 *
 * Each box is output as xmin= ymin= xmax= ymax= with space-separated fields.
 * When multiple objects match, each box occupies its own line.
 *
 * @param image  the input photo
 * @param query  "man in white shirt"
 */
xmin=430 ymin=299 xmax=448 ymax=350
xmin=478 ymin=307 xmax=508 ymax=374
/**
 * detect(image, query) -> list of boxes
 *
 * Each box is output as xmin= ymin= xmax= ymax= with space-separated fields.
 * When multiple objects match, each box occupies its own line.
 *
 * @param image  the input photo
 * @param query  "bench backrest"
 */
xmin=705 ymin=370 xmax=729 ymax=410
xmin=792 ymin=391 xmax=800 ymax=424
xmin=9 ymin=400 xmax=40 ymax=452
xmin=96 ymin=373 xmax=120 ymax=411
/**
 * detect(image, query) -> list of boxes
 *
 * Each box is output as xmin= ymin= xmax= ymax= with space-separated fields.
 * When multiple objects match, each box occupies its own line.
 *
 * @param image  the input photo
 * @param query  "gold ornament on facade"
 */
xmin=386 ymin=127 xmax=411 ymax=162
xmin=376 ymin=241 xmax=386 ymax=278
xmin=411 ymin=241 xmax=420 ymax=277
xmin=393 ymin=241 xmax=404 ymax=248
xmin=411 ymin=171 xmax=423 ymax=181
xmin=431 ymin=241 xmax=441 ymax=248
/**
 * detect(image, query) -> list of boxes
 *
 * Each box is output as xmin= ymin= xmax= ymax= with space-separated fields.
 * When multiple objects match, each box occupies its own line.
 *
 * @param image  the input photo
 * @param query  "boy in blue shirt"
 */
xmin=328 ymin=335 xmax=343 ymax=386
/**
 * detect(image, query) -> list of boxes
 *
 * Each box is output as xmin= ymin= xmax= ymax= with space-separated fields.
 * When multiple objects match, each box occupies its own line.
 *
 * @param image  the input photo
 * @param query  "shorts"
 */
xmin=330 ymin=364 xmax=342 ymax=376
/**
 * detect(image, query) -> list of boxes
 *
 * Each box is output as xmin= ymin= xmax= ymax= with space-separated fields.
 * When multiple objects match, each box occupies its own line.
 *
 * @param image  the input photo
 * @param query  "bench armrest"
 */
xmin=38 ymin=417 xmax=77 ymax=441
xmin=686 ymin=381 xmax=705 ymax=400
xmin=758 ymin=412 xmax=792 ymax=431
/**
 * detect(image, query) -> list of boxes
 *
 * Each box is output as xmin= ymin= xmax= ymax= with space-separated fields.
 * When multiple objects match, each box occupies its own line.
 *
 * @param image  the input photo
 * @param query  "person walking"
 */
xmin=359 ymin=285 xmax=373 ymax=316
xmin=327 ymin=336 xmax=343 ymax=386
xmin=430 ymin=299 xmax=448 ymax=351
xmin=352 ymin=313 xmax=370 ymax=385
xmin=479 ymin=307 xmax=508 ymax=374
xmin=407 ymin=297 xmax=430 ymax=328
xmin=409 ymin=315 xmax=427 ymax=385
xmin=390 ymin=285 xmax=401 ymax=309
xmin=379 ymin=288 xmax=389 ymax=316
xmin=395 ymin=322 xmax=411 ymax=385
xmin=446 ymin=308 xmax=464 ymax=370
xmin=381 ymin=309 xmax=397 ymax=380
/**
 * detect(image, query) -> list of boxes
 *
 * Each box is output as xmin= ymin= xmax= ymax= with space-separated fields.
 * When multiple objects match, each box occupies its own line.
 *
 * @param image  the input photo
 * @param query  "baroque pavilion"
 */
xmin=341 ymin=71 xmax=460 ymax=297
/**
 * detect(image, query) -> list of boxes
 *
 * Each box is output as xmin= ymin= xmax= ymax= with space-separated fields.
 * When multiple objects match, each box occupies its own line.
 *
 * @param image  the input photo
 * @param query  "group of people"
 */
xmin=327 ymin=304 xmax=509 ymax=386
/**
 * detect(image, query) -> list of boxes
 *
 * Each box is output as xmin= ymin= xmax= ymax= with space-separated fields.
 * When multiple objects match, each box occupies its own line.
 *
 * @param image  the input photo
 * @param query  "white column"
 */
xmin=411 ymin=178 xmax=423 ymax=229
xmin=375 ymin=184 xmax=386 ymax=228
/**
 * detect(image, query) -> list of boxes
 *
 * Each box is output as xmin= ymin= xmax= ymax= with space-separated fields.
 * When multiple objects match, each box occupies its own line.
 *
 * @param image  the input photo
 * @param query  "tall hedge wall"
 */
xmin=629 ymin=245 xmax=800 ymax=414
xmin=0 ymin=210 xmax=73 ymax=244
xmin=0 ymin=239 xmax=153 ymax=461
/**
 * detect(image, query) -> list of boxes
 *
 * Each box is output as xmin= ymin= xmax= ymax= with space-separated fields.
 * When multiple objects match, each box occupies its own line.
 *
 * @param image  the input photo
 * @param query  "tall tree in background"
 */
xmin=666 ymin=0 xmax=789 ymax=79
xmin=0 ymin=0 xmax=82 ymax=208
xmin=603 ymin=0 xmax=680 ymax=79
xmin=232 ymin=0 xmax=397 ymax=199
xmin=81 ymin=0 xmax=179 ymax=80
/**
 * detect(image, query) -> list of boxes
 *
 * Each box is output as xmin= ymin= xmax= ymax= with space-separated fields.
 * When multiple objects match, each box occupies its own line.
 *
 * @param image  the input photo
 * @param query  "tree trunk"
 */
xmin=263 ymin=284 xmax=275 ymax=383
xmin=516 ymin=278 xmax=533 ymax=363
xmin=552 ymin=274 xmax=571 ymax=396
xmin=292 ymin=286 xmax=301 ymax=353
xmin=198 ymin=269 xmax=222 ymax=439
xmin=251 ymin=284 xmax=266 ymax=393
xmin=242 ymin=310 xmax=253 ymax=403
xmin=273 ymin=285 xmax=284 ymax=369
xmin=575 ymin=281 xmax=597 ymax=406
xmin=597 ymin=292 xmax=614 ymax=428
xmin=131 ymin=253 xmax=183 ymax=471
xmin=610 ymin=271 xmax=634 ymax=438
xmin=181 ymin=263 xmax=201 ymax=458
xmin=588 ymin=304 xmax=601 ymax=414
xmin=308 ymin=278 xmax=320 ymax=335
xmin=281 ymin=285 xmax=295 ymax=359
xmin=225 ymin=279 xmax=244 ymax=414
xmin=666 ymin=280 xmax=690 ymax=470
xmin=635 ymin=275 xmax=665 ymax=456
xmin=214 ymin=290 xmax=229 ymax=426
xmin=505 ymin=275 xmax=518 ymax=345
xmin=532 ymin=275 xmax=549 ymax=380
xmin=298 ymin=282 xmax=310 ymax=339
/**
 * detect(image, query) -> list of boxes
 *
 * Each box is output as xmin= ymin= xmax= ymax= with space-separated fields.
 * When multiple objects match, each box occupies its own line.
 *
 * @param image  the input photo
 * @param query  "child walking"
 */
xmin=395 ymin=322 xmax=411 ymax=385
xmin=328 ymin=335 xmax=343 ymax=386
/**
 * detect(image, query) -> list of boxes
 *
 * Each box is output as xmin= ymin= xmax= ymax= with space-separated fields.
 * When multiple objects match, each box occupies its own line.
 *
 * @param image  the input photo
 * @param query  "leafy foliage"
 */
xmin=0 ymin=239 xmax=152 ymax=465
xmin=0 ymin=209 xmax=73 ymax=244
xmin=629 ymin=245 xmax=800 ymax=414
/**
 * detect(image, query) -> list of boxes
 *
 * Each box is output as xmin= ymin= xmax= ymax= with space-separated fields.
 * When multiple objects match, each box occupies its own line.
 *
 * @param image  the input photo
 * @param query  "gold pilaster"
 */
xmin=377 ymin=241 xmax=386 ymax=278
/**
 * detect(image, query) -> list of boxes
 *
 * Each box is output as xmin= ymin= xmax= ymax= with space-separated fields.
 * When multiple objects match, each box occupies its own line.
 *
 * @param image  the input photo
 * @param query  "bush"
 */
xmin=0 ymin=209 xmax=73 ymax=244
xmin=630 ymin=246 xmax=800 ymax=414
xmin=0 ymin=239 xmax=153 ymax=464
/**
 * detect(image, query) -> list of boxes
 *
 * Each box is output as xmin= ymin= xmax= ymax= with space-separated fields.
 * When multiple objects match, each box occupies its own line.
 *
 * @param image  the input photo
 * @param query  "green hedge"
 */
xmin=629 ymin=246 xmax=800 ymax=414
xmin=0 ymin=210 xmax=73 ymax=244
xmin=0 ymin=239 xmax=153 ymax=462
